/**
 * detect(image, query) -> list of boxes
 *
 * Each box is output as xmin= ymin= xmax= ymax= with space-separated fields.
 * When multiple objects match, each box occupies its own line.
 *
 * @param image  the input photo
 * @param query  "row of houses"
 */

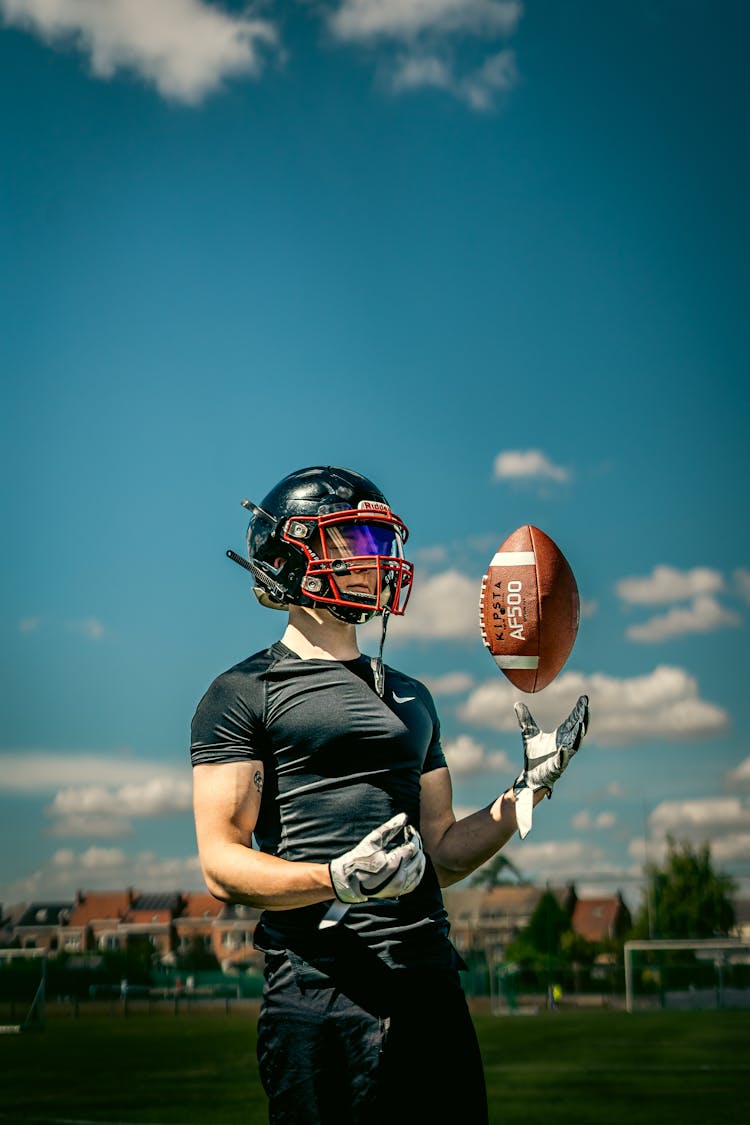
xmin=444 ymin=884 xmax=632 ymax=959
xmin=0 ymin=890 xmax=257 ymax=972
xmin=0 ymin=883 xmax=636 ymax=973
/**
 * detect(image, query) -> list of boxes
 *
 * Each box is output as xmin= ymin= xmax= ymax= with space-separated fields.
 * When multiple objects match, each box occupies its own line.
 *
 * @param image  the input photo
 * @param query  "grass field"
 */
xmin=1 ymin=1003 xmax=749 ymax=1124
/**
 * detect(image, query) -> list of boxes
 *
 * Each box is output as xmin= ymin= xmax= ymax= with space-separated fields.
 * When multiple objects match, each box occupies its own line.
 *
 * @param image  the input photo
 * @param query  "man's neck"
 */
xmin=281 ymin=606 xmax=361 ymax=661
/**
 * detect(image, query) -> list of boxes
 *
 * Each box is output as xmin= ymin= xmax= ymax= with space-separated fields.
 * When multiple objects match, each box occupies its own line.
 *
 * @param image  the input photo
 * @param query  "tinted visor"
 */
xmin=322 ymin=521 xmax=404 ymax=560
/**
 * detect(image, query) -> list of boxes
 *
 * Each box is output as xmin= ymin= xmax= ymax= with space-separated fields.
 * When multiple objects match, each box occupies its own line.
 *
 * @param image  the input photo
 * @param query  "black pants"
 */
xmin=257 ymin=951 xmax=488 ymax=1124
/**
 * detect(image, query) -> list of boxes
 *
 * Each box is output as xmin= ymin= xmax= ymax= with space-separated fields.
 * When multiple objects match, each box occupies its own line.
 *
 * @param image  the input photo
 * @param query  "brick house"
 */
xmin=0 ymin=903 xmax=30 ymax=948
xmin=119 ymin=893 xmax=184 ymax=959
xmin=214 ymin=903 xmax=263 ymax=972
xmin=64 ymin=889 xmax=135 ymax=953
xmin=11 ymin=902 xmax=74 ymax=952
xmin=444 ymin=884 xmax=548 ymax=959
xmin=173 ymin=892 xmax=223 ymax=961
xmin=571 ymin=894 xmax=632 ymax=944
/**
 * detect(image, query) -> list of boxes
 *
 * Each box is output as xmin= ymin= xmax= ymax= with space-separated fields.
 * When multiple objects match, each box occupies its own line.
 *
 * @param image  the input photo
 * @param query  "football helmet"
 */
xmin=228 ymin=466 xmax=413 ymax=625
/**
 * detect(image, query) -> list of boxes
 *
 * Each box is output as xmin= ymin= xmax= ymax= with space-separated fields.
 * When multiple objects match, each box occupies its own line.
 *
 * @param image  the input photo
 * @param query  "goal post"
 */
xmin=624 ymin=938 xmax=750 ymax=1013
xmin=0 ymin=949 xmax=47 ymax=1033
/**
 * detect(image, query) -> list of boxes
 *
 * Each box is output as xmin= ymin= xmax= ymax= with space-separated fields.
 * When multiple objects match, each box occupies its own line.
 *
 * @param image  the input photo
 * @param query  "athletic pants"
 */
xmin=257 ymin=951 xmax=489 ymax=1124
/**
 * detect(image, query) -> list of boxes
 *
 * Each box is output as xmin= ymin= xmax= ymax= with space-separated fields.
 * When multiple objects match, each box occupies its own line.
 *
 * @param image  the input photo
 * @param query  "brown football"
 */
xmin=479 ymin=525 xmax=580 ymax=693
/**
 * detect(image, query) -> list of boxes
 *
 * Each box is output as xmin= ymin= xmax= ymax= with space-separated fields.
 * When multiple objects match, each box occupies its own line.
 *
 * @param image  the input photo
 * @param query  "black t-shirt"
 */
xmin=190 ymin=641 xmax=455 ymax=969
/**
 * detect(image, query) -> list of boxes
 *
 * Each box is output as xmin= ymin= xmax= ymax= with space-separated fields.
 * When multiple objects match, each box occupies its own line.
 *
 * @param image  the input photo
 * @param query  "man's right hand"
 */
xmin=329 ymin=812 xmax=425 ymax=904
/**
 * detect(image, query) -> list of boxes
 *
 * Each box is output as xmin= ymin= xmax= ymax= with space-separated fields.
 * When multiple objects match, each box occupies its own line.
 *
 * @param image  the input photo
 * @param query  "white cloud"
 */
xmin=47 ymin=776 xmax=193 ymax=836
xmin=572 ymin=810 xmax=616 ymax=831
xmin=1 ymin=846 xmax=203 ymax=902
xmin=0 ymin=752 xmax=185 ymax=793
xmin=389 ymin=51 xmax=453 ymax=91
xmin=17 ymin=615 xmax=106 ymax=639
xmin=328 ymin=0 xmax=523 ymax=43
xmin=412 ymin=544 xmax=448 ymax=566
xmin=629 ymin=797 xmax=750 ymax=871
xmin=66 ymin=616 xmax=106 ymax=640
xmin=423 ymin=671 xmax=475 ymax=696
xmin=0 ymin=751 xmax=192 ymax=837
xmin=728 ymin=757 xmax=750 ymax=788
xmin=626 ymin=595 xmax=741 ymax=643
xmin=503 ymin=838 xmax=607 ymax=879
xmin=458 ymin=665 xmax=729 ymax=745
xmin=493 ymin=449 xmax=570 ymax=483
xmin=709 ymin=833 xmax=750 ymax=865
xmin=443 ymin=733 xmax=512 ymax=776
xmin=0 ymin=0 xmax=525 ymax=111
xmin=605 ymin=782 xmax=626 ymax=798
xmin=0 ymin=0 xmax=279 ymax=103
xmin=456 ymin=47 xmax=516 ymax=109
xmin=47 ymin=814 xmax=133 ymax=838
xmin=650 ymin=796 xmax=748 ymax=836
xmin=385 ymin=45 xmax=516 ymax=109
xmin=330 ymin=0 xmax=522 ymax=110
xmin=616 ymin=565 xmax=725 ymax=606
xmin=734 ymin=568 xmax=750 ymax=605
xmin=364 ymin=568 xmax=480 ymax=642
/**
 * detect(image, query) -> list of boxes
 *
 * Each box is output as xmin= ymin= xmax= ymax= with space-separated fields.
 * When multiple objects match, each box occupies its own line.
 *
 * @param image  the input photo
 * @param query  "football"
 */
xmin=479 ymin=525 xmax=580 ymax=693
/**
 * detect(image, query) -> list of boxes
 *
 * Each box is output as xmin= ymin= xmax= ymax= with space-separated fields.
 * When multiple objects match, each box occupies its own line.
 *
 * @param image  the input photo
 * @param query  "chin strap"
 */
xmin=370 ymin=608 xmax=391 ymax=698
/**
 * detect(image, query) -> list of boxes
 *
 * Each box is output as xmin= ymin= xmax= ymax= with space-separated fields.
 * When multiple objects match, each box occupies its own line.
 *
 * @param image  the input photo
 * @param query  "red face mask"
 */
xmin=282 ymin=508 xmax=413 ymax=617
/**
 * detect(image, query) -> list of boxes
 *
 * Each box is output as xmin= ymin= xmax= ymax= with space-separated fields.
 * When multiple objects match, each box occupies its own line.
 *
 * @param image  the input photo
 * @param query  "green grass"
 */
xmin=1 ymin=1003 xmax=749 ymax=1124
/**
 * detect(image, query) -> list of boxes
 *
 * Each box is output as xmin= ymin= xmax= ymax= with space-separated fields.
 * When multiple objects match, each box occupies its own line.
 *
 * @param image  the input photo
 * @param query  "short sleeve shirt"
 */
xmin=191 ymin=641 xmax=454 ymax=968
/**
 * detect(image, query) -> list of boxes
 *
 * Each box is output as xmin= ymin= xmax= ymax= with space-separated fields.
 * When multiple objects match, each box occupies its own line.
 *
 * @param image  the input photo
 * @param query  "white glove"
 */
xmin=329 ymin=812 xmax=425 ymax=904
xmin=512 ymin=695 xmax=589 ymax=840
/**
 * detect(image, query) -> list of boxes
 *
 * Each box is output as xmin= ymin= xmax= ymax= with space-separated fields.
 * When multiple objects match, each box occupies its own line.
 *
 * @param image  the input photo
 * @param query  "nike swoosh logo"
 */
xmin=527 ymin=750 xmax=558 ymax=768
xmin=392 ymin=692 xmax=415 ymax=704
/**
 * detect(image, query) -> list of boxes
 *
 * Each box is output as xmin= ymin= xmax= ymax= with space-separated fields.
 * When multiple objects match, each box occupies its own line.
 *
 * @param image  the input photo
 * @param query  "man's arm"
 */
xmin=193 ymin=761 xmax=335 ymax=909
xmin=193 ymin=761 xmax=426 ymax=910
xmin=420 ymin=695 xmax=590 ymax=886
xmin=419 ymin=769 xmax=548 ymax=887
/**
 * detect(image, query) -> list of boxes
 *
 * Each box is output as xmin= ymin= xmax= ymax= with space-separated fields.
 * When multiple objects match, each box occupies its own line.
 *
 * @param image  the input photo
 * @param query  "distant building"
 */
xmin=0 ymin=882 xmax=647 ymax=970
xmin=119 ymin=892 xmax=185 ymax=959
xmin=444 ymin=883 xmax=635 ymax=960
xmin=65 ymin=889 xmax=135 ymax=953
xmin=214 ymin=903 xmax=263 ymax=972
xmin=0 ymin=903 xmax=28 ymax=948
xmin=12 ymin=902 xmax=74 ymax=952
xmin=174 ymin=892 xmax=223 ymax=962
xmin=445 ymin=884 xmax=551 ymax=958
xmin=571 ymin=894 xmax=632 ymax=944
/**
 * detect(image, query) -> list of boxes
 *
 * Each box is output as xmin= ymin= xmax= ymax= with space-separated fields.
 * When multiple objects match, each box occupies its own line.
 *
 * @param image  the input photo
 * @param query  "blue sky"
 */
xmin=1 ymin=0 xmax=748 ymax=914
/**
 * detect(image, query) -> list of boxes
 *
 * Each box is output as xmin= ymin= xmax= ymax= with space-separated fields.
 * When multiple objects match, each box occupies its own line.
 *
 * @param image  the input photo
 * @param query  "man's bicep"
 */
xmin=192 ymin=760 xmax=263 ymax=850
xmin=419 ymin=766 xmax=456 ymax=859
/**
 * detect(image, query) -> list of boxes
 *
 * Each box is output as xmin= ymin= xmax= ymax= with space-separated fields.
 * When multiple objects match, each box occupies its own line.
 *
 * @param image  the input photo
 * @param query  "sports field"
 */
xmin=1 ymin=1004 xmax=748 ymax=1124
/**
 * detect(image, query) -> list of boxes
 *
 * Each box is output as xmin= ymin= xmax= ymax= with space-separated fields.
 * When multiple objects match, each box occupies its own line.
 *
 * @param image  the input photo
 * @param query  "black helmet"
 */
xmin=227 ymin=466 xmax=413 ymax=625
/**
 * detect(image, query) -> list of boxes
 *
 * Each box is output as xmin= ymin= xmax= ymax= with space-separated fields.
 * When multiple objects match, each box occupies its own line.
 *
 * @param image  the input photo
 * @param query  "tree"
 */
xmin=471 ymin=852 xmax=523 ymax=887
xmin=634 ymin=837 xmax=736 ymax=940
xmin=504 ymin=889 xmax=571 ymax=964
xmin=524 ymin=889 xmax=571 ymax=955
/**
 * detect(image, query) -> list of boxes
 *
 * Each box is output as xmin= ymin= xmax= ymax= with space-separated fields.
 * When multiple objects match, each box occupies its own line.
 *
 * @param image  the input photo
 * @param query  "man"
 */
xmin=191 ymin=465 xmax=589 ymax=1124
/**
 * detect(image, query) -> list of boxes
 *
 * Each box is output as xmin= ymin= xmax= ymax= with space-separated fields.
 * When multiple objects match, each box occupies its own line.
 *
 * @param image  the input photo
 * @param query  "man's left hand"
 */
xmin=512 ymin=695 xmax=590 ymax=840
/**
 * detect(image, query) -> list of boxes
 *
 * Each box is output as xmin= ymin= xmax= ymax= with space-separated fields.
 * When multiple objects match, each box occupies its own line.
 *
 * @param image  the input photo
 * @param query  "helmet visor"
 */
xmin=321 ymin=521 xmax=404 ymax=561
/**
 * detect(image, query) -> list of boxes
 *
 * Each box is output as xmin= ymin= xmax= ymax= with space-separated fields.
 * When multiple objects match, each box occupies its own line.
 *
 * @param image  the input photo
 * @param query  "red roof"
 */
xmin=68 ymin=890 xmax=133 ymax=926
xmin=124 ymin=909 xmax=172 ymax=924
xmin=180 ymin=893 xmax=223 ymax=920
xmin=572 ymin=897 xmax=622 ymax=942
